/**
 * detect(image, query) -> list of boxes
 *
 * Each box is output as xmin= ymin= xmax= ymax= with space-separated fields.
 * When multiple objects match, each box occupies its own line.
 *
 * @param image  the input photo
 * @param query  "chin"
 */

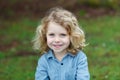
xmin=53 ymin=49 xmax=66 ymax=54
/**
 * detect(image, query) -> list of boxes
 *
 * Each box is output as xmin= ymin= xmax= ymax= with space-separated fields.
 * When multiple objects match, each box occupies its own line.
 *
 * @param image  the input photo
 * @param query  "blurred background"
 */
xmin=0 ymin=0 xmax=120 ymax=80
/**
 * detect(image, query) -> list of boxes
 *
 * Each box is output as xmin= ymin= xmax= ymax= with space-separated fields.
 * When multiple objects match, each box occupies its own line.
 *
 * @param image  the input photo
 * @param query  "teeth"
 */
xmin=54 ymin=45 xmax=60 ymax=47
xmin=53 ymin=45 xmax=62 ymax=48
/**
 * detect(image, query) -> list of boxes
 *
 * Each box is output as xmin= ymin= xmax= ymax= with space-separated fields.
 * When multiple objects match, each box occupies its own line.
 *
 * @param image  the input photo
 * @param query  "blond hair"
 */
xmin=33 ymin=7 xmax=86 ymax=54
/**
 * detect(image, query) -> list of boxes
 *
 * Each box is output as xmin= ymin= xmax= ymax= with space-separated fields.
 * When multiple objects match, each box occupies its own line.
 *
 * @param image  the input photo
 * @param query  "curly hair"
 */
xmin=32 ymin=7 xmax=86 ymax=54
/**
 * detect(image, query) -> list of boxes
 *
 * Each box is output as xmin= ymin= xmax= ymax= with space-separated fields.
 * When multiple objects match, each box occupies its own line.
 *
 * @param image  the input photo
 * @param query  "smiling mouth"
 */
xmin=53 ymin=45 xmax=62 ymax=48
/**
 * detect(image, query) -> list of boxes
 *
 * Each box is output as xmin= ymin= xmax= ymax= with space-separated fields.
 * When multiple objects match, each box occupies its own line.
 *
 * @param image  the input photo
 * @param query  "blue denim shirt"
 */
xmin=35 ymin=50 xmax=90 ymax=80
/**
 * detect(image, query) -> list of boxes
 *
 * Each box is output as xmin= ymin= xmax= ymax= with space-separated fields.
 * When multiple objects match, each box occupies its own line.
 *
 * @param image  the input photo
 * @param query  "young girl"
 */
xmin=33 ymin=7 xmax=90 ymax=80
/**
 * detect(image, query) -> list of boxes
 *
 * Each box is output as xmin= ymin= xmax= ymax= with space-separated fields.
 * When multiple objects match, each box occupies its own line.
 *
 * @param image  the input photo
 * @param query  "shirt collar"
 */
xmin=67 ymin=52 xmax=76 ymax=57
xmin=47 ymin=49 xmax=55 ymax=59
xmin=46 ymin=49 xmax=76 ymax=59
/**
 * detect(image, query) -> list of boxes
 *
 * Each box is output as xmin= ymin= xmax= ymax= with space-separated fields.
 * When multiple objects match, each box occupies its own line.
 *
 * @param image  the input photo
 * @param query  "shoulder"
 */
xmin=75 ymin=50 xmax=87 ymax=60
xmin=74 ymin=50 xmax=89 ymax=67
xmin=38 ymin=52 xmax=50 ymax=61
xmin=77 ymin=50 xmax=87 ymax=57
xmin=37 ymin=54 xmax=47 ymax=65
xmin=37 ymin=52 xmax=51 ymax=65
xmin=37 ymin=50 xmax=52 ymax=63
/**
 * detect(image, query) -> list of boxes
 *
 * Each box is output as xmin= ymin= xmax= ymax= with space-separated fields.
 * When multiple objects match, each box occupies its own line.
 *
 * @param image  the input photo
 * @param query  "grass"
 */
xmin=80 ymin=16 xmax=120 ymax=80
xmin=0 ymin=15 xmax=120 ymax=80
xmin=0 ymin=56 xmax=39 ymax=80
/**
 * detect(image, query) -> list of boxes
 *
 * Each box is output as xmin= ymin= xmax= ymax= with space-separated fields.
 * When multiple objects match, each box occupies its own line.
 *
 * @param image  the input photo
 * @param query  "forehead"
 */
xmin=47 ymin=21 xmax=67 ymax=33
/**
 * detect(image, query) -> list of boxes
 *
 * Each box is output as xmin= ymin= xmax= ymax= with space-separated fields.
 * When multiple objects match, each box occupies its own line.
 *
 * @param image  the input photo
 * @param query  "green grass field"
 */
xmin=0 ymin=15 xmax=120 ymax=80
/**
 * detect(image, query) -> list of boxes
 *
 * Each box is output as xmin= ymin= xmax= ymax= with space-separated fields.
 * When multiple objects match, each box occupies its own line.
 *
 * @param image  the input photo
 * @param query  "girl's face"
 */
xmin=46 ymin=22 xmax=70 ymax=54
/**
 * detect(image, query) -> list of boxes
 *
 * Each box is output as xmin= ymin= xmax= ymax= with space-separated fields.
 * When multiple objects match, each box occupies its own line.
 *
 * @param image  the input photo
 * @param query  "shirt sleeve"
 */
xmin=35 ymin=55 xmax=50 ymax=80
xmin=76 ymin=52 xmax=90 ymax=80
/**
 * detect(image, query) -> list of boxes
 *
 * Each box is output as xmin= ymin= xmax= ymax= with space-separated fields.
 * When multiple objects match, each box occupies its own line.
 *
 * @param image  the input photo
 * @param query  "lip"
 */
xmin=53 ymin=44 xmax=63 ymax=48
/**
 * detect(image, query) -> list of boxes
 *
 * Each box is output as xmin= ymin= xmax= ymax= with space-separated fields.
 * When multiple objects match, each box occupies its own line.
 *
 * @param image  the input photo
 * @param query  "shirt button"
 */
xmin=61 ymin=63 xmax=63 ymax=65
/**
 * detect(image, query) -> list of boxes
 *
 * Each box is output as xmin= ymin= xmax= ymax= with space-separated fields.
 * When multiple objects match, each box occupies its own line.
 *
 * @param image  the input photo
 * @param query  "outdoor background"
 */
xmin=0 ymin=0 xmax=120 ymax=80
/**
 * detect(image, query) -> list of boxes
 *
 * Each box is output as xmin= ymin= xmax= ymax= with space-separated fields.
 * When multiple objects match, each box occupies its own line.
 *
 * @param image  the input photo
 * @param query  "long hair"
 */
xmin=32 ymin=7 xmax=86 ymax=54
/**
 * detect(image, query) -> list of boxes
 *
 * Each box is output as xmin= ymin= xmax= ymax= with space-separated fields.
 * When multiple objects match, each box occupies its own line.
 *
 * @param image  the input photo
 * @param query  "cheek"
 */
xmin=64 ymin=37 xmax=70 ymax=44
xmin=46 ymin=37 xmax=52 ymax=44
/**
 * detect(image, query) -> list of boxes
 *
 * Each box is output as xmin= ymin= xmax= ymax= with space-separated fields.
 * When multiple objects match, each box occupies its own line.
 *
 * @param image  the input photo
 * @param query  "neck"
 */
xmin=54 ymin=51 xmax=67 ymax=61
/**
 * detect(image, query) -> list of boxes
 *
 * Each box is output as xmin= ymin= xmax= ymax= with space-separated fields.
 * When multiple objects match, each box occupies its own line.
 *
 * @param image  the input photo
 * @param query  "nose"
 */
xmin=54 ymin=37 xmax=60 ymax=43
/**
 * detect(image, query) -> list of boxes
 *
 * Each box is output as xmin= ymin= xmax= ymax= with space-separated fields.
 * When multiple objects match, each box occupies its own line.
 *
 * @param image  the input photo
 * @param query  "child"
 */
xmin=33 ymin=7 xmax=90 ymax=80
